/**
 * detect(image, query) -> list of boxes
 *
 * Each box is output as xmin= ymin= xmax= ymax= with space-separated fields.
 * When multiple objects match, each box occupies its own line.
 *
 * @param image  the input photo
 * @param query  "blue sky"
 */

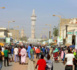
xmin=0 ymin=0 xmax=77 ymax=38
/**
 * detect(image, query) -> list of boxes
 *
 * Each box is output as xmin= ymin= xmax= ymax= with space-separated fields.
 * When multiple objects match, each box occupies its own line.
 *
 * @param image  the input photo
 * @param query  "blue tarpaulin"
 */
xmin=69 ymin=45 xmax=75 ymax=48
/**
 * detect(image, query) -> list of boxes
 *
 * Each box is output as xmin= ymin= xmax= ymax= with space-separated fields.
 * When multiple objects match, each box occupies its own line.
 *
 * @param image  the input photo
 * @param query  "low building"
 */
xmin=0 ymin=28 xmax=8 ymax=42
xmin=28 ymin=38 xmax=43 ymax=44
xmin=61 ymin=18 xmax=77 ymax=45
xmin=60 ymin=18 xmax=71 ymax=36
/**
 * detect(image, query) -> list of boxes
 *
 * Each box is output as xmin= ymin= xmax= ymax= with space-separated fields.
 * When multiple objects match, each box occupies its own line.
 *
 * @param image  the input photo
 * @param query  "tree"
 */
xmin=53 ymin=26 xmax=59 ymax=36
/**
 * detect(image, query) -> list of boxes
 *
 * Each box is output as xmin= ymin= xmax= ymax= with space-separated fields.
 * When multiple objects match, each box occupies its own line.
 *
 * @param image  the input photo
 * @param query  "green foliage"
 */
xmin=53 ymin=26 xmax=59 ymax=36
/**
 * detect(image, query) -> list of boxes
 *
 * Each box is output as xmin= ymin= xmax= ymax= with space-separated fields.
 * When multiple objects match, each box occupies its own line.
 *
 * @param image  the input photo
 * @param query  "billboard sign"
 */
xmin=57 ymin=36 xmax=63 ymax=45
xmin=67 ymin=32 xmax=73 ymax=35
xmin=6 ymin=38 xmax=10 ymax=43
xmin=67 ymin=35 xmax=72 ymax=44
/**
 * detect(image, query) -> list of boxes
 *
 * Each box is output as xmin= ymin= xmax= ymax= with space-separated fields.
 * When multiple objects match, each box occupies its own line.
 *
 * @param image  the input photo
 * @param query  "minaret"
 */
xmin=31 ymin=9 xmax=36 ymax=39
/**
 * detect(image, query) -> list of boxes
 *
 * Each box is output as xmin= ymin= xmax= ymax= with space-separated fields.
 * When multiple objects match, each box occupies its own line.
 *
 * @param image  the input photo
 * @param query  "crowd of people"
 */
xmin=0 ymin=44 xmax=77 ymax=70
xmin=0 ymin=45 xmax=27 ymax=70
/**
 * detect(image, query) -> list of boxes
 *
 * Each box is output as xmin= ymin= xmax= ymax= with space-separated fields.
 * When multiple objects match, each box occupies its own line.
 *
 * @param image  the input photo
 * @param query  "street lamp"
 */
xmin=53 ymin=15 xmax=61 ymax=19
xmin=8 ymin=21 xmax=15 ymax=30
xmin=0 ymin=7 xmax=5 ymax=9
xmin=45 ymin=24 xmax=52 ymax=39
xmin=53 ymin=14 xmax=61 ymax=36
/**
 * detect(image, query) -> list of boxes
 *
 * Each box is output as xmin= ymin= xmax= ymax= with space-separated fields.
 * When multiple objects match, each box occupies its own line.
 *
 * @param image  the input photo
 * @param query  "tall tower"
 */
xmin=31 ymin=9 xmax=36 ymax=39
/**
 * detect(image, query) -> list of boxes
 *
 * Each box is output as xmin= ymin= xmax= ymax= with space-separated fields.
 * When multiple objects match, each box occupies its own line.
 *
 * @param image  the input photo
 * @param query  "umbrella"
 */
xmin=0 ymin=43 xmax=4 ymax=46
xmin=53 ymin=48 xmax=59 ymax=53
xmin=69 ymin=45 xmax=75 ymax=48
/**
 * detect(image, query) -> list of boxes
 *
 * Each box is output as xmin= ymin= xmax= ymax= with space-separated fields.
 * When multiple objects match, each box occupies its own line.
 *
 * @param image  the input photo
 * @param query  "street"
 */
xmin=53 ymin=62 xmax=65 ymax=70
xmin=1 ymin=56 xmax=65 ymax=70
xmin=2 ymin=57 xmax=29 ymax=70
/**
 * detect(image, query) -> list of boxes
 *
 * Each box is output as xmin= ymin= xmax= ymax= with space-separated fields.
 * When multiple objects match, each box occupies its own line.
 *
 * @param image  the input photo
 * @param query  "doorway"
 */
xmin=63 ymin=39 xmax=66 ymax=45
xmin=72 ymin=35 xmax=76 ymax=45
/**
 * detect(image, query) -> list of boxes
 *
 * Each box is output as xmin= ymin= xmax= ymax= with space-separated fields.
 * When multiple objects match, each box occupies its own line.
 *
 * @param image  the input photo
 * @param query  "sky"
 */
xmin=0 ymin=0 xmax=77 ymax=38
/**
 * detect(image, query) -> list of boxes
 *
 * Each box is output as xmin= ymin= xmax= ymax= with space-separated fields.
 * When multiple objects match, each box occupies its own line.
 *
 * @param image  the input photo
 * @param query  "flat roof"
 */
xmin=0 ymin=28 xmax=8 ymax=31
